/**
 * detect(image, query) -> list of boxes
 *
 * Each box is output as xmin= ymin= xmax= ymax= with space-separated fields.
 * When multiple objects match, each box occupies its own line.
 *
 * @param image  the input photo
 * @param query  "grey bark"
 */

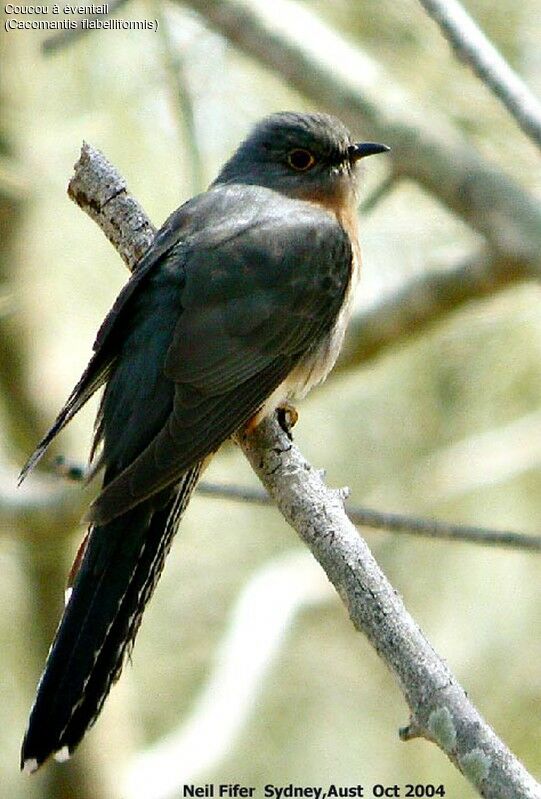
xmin=418 ymin=0 xmax=541 ymax=150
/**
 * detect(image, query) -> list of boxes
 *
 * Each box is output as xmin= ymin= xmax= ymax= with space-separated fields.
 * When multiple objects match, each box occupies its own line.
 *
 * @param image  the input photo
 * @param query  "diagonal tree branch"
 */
xmin=68 ymin=141 xmax=540 ymax=799
xmin=418 ymin=0 xmax=541 ymax=150
xmin=241 ymin=417 xmax=541 ymax=799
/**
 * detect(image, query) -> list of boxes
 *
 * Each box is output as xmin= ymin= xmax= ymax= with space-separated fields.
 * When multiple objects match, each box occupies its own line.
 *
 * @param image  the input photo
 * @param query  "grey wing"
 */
xmin=90 ymin=205 xmax=352 ymax=524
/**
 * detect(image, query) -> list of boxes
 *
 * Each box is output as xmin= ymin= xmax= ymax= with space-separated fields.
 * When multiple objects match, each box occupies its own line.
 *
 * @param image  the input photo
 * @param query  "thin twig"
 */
xmin=25 ymin=458 xmax=541 ymax=551
xmin=68 ymin=141 xmax=541 ymax=799
xmin=197 ymin=481 xmax=541 ymax=552
xmin=418 ymin=0 xmax=541 ymax=150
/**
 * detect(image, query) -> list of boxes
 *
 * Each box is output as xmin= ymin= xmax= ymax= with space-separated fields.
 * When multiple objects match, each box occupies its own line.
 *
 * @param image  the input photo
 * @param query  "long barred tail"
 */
xmin=21 ymin=464 xmax=202 ymax=773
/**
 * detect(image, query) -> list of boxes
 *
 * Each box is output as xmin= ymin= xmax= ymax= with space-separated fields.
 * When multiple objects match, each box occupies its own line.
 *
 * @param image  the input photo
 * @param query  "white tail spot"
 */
xmin=54 ymin=746 xmax=71 ymax=763
xmin=22 ymin=758 xmax=39 ymax=775
xmin=64 ymin=587 xmax=73 ymax=606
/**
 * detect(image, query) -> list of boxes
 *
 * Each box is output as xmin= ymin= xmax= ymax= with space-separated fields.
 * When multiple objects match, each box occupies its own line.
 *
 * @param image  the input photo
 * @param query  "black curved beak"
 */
xmin=349 ymin=142 xmax=391 ymax=162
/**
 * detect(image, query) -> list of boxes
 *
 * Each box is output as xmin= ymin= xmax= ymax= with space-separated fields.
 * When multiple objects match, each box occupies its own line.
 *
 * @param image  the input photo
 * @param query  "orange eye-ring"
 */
xmin=287 ymin=149 xmax=316 ymax=171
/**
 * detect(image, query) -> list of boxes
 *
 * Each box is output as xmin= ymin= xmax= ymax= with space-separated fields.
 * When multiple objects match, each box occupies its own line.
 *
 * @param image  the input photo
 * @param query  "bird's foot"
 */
xmin=276 ymin=402 xmax=298 ymax=440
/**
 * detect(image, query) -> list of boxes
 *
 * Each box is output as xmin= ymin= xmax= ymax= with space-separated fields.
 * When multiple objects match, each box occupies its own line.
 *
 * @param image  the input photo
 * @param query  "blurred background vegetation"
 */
xmin=1 ymin=0 xmax=540 ymax=797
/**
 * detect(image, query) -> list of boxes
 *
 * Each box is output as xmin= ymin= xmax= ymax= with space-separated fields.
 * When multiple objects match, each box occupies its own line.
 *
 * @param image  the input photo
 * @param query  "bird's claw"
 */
xmin=276 ymin=403 xmax=299 ymax=439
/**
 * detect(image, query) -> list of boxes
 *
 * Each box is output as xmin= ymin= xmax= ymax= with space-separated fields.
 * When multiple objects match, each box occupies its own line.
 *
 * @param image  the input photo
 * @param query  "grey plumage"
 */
xmin=20 ymin=112 xmax=388 ymax=771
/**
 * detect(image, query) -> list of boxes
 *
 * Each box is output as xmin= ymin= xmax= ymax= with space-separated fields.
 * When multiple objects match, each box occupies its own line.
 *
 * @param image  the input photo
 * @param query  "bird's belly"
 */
xmin=288 ymin=304 xmax=349 ymax=397
xmin=291 ymin=248 xmax=360 ymax=397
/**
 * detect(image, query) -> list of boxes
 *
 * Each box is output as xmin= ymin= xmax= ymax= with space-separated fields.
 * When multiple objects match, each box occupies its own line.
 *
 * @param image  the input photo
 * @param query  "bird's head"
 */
xmin=213 ymin=111 xmax=389 ymax=209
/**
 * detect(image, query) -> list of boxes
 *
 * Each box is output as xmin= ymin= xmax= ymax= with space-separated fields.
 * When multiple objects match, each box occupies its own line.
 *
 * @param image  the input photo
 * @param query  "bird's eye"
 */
xmin=287 ymin=149 xmax=316 ymax=171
